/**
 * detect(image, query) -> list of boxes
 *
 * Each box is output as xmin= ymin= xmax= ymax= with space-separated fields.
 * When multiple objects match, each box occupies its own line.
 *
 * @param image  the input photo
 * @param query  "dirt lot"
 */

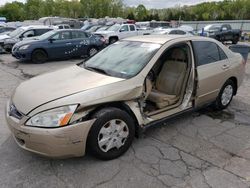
xmin=1 ymin=54 xmax=250 ymax=188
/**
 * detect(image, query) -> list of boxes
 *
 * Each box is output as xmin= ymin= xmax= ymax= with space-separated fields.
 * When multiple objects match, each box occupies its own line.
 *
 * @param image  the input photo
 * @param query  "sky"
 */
xmin=0 ymin=0 xmax=222 ymax=8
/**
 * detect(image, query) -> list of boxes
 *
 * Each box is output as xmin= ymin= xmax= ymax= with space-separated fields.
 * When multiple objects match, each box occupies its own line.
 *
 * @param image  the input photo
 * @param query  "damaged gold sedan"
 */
xmin=5 ymin=35 xmax=245 ymax=160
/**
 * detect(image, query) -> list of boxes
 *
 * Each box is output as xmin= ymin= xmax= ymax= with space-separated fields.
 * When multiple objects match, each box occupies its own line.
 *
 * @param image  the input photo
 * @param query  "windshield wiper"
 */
xmin=85 ymin=65 xmax=110 ymax=76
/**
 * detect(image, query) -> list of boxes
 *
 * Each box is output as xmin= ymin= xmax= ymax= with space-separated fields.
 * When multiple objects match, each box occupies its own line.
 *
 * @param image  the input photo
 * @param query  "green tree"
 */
xmin=135 ymin=4 xmax=148 ymax=21
xmin=0 ymin=2 xmax=25 ymax=21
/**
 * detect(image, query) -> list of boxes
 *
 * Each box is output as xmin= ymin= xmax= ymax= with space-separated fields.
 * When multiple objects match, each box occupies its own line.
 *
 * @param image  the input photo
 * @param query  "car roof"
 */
xmin=55 ymin=29 xmax=85 ymax=32
xmin=123 ymin=35 xmax=217 ymax=44
xmin=19 ymin=25 xmax=54 ymax=30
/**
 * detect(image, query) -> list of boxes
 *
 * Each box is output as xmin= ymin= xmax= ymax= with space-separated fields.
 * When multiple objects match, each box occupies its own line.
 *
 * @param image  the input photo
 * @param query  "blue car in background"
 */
xmin=12 ymin=29 xmax=106 ymax=63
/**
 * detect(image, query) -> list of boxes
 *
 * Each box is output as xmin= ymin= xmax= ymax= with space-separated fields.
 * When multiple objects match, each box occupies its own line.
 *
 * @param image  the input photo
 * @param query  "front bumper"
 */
xmin=5 ymin=101 xmax=94 ymax=158
xmin=12 ymin=47 xmax=32 ymax=61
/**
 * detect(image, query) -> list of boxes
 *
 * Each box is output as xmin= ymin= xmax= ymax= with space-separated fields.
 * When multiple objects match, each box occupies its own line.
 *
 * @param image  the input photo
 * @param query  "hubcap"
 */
xmin=89 ymin=48 xmax=97 ymax=56
xmin=98 ymin=119 xmax=129 ymax=152
xmin=221 ymin=85 xmax=233 ymax=106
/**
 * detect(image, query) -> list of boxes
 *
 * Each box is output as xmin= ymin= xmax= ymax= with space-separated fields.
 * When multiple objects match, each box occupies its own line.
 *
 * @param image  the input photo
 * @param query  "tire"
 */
xmin=214 ymin=79 xmax=235 ymax=110
xmin=109 ymin=37 xmax=118 ymax=44
xmin=31 ymin=49 xmax=48 ymax=64
xmin=216 ymin=36 xmax=221 ymax=42
xmin=87 ymin=107 xmax=135 ymax=160
xmin=88 ymin=47 xmax=98 ymax=57
xmin=232 ymin=36 xmax=239 ymax=44
xmin=4 ymin=44 xmax=12 ymax=53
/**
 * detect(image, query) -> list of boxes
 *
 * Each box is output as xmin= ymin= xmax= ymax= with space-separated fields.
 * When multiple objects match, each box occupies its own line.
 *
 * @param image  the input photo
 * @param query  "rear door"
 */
xmin=71 ymin=30 xmax=89 ymax=56
xmin=193 ymin=40 xmax=232 ymax=106
xmin=47 ymin=31 xmax=74 ymax=58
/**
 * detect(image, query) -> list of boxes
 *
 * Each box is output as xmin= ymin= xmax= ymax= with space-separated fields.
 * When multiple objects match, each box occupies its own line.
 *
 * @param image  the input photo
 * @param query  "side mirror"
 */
xmin=119 ymin=28 xmax=126 ymax=32
xmin=49 ymin=38 xmax=55 ymax=43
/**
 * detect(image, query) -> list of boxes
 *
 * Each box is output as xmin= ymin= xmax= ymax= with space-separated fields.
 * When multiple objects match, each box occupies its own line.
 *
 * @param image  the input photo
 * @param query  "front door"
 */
xmin=47 ymin=31 xmax=74 ymax=59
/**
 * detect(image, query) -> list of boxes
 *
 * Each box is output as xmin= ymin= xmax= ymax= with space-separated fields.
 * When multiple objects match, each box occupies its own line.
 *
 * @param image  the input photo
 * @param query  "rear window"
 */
xmin=129 ymin=25 xmax=135 ymax=31
xmin=35 ymin=29 xmax=52 ymax=36
xmin=72 ymin=31 xmax=87 ymax=39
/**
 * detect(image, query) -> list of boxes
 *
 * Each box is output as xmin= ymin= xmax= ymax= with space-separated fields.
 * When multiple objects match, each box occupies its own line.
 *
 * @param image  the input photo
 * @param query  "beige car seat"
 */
xmin=148 ymin=48 xmax=187 ymax=108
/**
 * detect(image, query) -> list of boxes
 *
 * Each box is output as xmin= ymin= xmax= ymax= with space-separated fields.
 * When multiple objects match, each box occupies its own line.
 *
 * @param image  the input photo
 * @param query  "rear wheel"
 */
xmin=31 ymin=49 xmax=48 ymax=63
xmin=88 ymin=47 xmax=98 ymax=57
xmin=214 ymin=79 xmax=235 ymax=110
xmin=87 ymin=107 xmax=135 ymax=160
xmin=232 ymin=36 xmax=239 ymax=44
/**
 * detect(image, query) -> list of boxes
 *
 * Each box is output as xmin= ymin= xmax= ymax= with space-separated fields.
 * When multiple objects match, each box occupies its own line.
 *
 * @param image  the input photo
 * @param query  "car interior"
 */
xmin=143 ymin=43 xmax=192 ymax=114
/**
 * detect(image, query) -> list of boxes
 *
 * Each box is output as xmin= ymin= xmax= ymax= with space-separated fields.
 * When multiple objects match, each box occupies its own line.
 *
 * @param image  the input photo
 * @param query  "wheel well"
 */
xmin=88 ymin=102 xmax=140 ymax=137
xmin=32 ymin=48 xmax=48 ymax=57
xmin=228 ymin=77 xmax=237 ymax=95
xmin=109 ymin=36 xmax=118 ymax=42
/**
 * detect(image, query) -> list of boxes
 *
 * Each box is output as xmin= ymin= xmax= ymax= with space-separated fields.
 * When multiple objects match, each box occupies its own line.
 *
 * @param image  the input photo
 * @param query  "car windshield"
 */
xmin=86 ymin=26 xmax=99 ymax=32
xmin=82 ymin=41 xmax=161 ymax=79
xmin=36 ymin=30 xmax=57 ymax=40
xmin=204 ymin=25 xmax=221 ymax=31
xmin=8 ymin=28 xmax=24 ymax=38
xmin=106 ymin=24 xmax=120 ymax=31
xmin=96 ymin=26 xmax=109 ymax=31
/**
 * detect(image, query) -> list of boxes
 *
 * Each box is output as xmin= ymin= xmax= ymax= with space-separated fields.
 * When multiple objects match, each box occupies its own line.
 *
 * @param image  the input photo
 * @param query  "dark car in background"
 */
xmin=204 ymin=24 xmax=241 ymax=44
xmin=12 ymin=29 xmax=106 ymax=63
xmin=3 ymin=25 xmax=54 ymax=52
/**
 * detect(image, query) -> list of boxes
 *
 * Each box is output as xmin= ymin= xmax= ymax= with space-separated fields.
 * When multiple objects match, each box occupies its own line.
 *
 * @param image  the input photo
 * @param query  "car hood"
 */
xmin=4 ymin=37 xmax=19 ymax=44
xmin=12 ymin=65 xmax=124 ymax=115
xmin=14 ymin=39 xmax=40 ymax=47
xmin=0 ymin=34 xmax=10 ymax=41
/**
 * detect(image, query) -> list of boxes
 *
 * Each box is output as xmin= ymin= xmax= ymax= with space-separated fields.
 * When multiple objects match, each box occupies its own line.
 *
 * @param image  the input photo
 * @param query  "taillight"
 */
xmin=100 ymin=37 xmax=106 ymax=43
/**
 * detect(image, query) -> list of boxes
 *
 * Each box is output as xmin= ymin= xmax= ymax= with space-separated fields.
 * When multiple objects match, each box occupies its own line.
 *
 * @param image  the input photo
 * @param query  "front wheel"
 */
xmin=109 ymin=37 xmax=118 ymax=44
xmin=31 ymin=49 xmax=48 ymax=63
xmin=87 ymin=107 xmax=135 ymax=160
xmin=214 ymin=79 xmax=235 ymax=110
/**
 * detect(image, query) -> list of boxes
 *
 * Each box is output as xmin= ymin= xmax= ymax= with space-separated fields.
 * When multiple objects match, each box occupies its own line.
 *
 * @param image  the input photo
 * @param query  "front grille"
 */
xmin=9 ymin=103 xmax=24 ymax=120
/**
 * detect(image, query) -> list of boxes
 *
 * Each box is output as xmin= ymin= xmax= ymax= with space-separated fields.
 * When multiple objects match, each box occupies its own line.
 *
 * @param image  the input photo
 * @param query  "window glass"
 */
xmin=72 ymin=31 xmax=87 ymax=39
xmin=35 ymin=29 xmax=52 ymax=36
xmin=193 ymin=41 xmax=220 ymax=66
xmin=176 ymin=30 xmax=186 ymax=35
xmin=8 ymin=28 xmax=24 ymax=38
xmin=51 ymin=31 xmax=71 ymax=40
xmin=129 ymin=25 xmax=135 ymax=31
xmin=120 ymin=25 xmax=129 ymax=32
xmin=169 ymin=30 xmax=177 ymax=34
xmin=23 ymin=30 xmax=35 ymax=37
xmin=84 ymin=41 xmax=161 ymax=79
xmin=218 ymin=46 xmax=228 ymax=60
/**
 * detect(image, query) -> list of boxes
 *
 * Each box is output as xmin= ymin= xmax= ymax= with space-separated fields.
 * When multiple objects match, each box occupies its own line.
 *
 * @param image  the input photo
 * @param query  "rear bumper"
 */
xmin=5 ymin=101 xmax=94 ymax=158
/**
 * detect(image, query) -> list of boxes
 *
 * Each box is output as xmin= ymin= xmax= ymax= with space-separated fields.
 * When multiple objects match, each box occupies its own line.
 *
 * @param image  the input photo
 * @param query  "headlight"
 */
xmin=19 ymin=45 xmax=30 ymax=50
xmin=25 ymin=105 xmax=78 ymax=128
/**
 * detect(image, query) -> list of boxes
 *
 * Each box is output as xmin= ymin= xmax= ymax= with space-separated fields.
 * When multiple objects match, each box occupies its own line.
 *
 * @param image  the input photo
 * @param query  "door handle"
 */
xmin=221 ymin=64 xmax=230 ymax=70
xmin=66 ymin=42 xmax=72 ymax=45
